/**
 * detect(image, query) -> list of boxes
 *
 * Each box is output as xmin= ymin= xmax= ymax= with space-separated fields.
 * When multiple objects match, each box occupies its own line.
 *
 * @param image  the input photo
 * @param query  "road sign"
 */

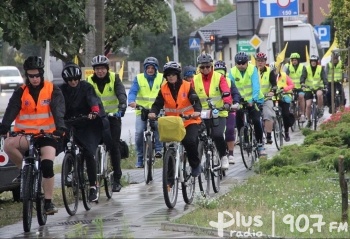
xmin=189 ymin=38 xmax=200 ymax=50
xmin=249 ymin=35 xmax=262 ymax=49
xmin=259 ymin=0 xmax=299 ymax=18
xmin=314 ymin=25 xmax=330 ymax=49
xmin=237 ymin=40 xmax=256 ymax=54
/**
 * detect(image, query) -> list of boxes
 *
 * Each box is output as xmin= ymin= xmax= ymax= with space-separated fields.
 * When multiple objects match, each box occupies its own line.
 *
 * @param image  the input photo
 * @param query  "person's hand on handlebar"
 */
xmin=88 ymin=112 xmax=98 ymax=120
xmin=148 ymin=112 xmax=157 ymax=120
xmin=129 ymin=102 xmax=136 ymax=108
xmin=191 ymin=112 xmax=201 ymax=118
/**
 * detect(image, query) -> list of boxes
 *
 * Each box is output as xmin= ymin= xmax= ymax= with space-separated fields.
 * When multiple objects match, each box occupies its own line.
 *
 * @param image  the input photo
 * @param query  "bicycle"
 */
xmin=197 ymin=98 xmax=226 ymax=197
xmin=304 ymin=86 xmax=326 ymax=131
xmin=9 ymin=130 xmax=55 ymax=232
xmin=161 ymin=114 xmax=196 ymax=209
xmin=61 ymin=116 xmax=92 ymax=216
xmin=135 ymin=104 xmax=157 ymax=184
xmin=238 ymin=99 xmax=259 ymax=170
xmin=290 ymin=89 xmax=305 ymax=130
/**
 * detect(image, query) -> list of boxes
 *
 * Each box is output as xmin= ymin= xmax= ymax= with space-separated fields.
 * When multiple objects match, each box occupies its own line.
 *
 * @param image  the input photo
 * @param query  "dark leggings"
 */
xmin=203 ymin=117 xmax=227 ymax=158
xmin=225 ymin=112 xmax=236 ymax=142
xmin=83 ymin=149 xmax=97 ymax=186
xmin=182 ymin=124 xmax=200 ymax=168
xmin=279 ymin=101 xmax=291 ymax=132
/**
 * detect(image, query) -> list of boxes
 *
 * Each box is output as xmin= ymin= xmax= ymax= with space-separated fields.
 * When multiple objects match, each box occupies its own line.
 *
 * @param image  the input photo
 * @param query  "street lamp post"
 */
xmin=164 ymin=0 xmax=179 ymax=62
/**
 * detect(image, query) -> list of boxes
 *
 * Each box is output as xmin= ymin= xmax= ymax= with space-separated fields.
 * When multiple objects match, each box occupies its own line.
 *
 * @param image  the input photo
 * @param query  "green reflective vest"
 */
xmin=193 ymin=71 xmax=227 ymax=117
xmin=327 ymin=61 xmax=343 ymax=82
xmin=87 ymin=72 xmax=119 ymax=114
xmin=135 ymin=73 xmax=163 ymax=115
xmin=288 ymin=64 xmax=303 ymax=89
xmin=305 ymin=65 xmax=323 ymax=89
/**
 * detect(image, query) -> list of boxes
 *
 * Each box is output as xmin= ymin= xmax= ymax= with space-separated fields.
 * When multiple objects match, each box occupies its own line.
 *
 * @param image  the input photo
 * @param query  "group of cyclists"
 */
xmin=0 ymin=48 xmax=345 ymax=216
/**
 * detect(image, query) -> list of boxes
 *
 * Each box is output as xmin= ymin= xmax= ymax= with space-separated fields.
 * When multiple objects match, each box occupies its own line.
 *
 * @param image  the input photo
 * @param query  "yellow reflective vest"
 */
xmin=288 ymin=64 xmax=303 ymax=89
xmin=306 ymin=65 xmax=323 ymax=89
xmin=327 ymin=61 xmax=343 ymax=82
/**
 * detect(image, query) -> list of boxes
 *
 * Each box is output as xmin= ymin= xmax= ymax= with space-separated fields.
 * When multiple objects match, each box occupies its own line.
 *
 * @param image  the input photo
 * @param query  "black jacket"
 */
xmin=1 ymin=81 xmax=65 ymax=129
xmin=150 ymin=78 xmax=202 ymax=115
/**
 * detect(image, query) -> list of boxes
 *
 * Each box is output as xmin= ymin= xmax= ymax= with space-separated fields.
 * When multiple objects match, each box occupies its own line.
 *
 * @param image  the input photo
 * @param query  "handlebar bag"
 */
xmin=158 ymin=116 xmax=186 ymax=142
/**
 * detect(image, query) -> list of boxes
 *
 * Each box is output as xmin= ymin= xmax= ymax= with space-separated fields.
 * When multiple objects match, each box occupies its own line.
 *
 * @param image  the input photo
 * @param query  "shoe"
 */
xmin=12 ymin=173 xmax=21 ymax=184
xmin=44 ymin=202 xmax=58 ymax=215
xmin=112 ymin=180 xmax=122 ymax=192
xmin=191 ymin=164 xmax=202 ymax=177
xmin=228 ymin=155 xmax=235 ymax=164
xmin=266 ymin=137 xmax=273 ymax=144
xmin=89 ymin=188 xmax=98 ymax=202
xmin=135 ymin=163 xmax=144 ymax=168
xmin=221 ymin=156 xmax=229 ymax=169
xmin=284 ymin=133 xmax=290 ymax=142
xmin=306 ymin=121 xmax=312 ymax=128
xmin=258 ymin=145 xmax=267 ymax=157
xmin=299 ymin=114 xmax=306 ymax=122
xmin=155 ymin=151 xmax=162 ymax=158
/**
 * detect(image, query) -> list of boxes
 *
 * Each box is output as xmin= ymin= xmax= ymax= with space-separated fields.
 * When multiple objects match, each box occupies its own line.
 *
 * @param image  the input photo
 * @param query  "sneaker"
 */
xmin=266 ymin=137 xmax=273 ymax=144
xmin=112 ymin=180 xmax=122 ymax=192
xmin=191 ymin=164 xmax=202 ymax=177
xmin=44 ymin=202 xmax=58 ymax=215
xmin=228 ymin=155 xmax=235 ymax=164
xmin=284 ymin=133 xmax=290 ymax=142
xmin=299 ymin=114 xmax=306 ymax=122
xmin=89 ymin=188 xmax=98 ymax=202
xmin=258 ymin=145 xmax=267 ymax=157
xmin=155 ymin=151 xmax=162 ymax=158
xmin=306 ymin=120 xmax=312 ymax=128
xmin=221 ymin=156 xmax=229 ymax=169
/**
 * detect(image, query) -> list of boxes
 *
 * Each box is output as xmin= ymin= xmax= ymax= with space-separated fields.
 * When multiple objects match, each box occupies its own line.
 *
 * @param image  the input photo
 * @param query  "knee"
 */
xmin=41 ymin=159 xmax=54 ymax=178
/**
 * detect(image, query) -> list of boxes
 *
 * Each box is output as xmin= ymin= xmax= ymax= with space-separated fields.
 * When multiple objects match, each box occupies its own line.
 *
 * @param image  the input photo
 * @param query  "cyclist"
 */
xmin=285 ymin=52 xmax=307 ymax=122
xmin=128 ymin=57 xmax=164 ymax=168
xmin=271 ymin=62 xmax=295 ymax=141
xmin=182 ymin=65 xmax=196 ymax=82
xmin=87 ymin=55 xmax=127 ymax=192
xmin=214 ymin=60 xmax=241 ymax=164
xmin=0 ymin=56 xmax=66 ymax=215
xmin=302 ymin=55 xmax=327 ymax=127
xmin=148 ymin=61 xmax=202 ymax=176
xmin=228 ymin=52 xmax=266 ymax=157
xmin=192 ymin=53 xmax=232 ymax=169
xmin=60 ymin=62 xmax=113 ymax=202
xmin=255 ymin=52 xmax=277 ymax=145
xmin=325 ymin=52 xmax=346 ymax=113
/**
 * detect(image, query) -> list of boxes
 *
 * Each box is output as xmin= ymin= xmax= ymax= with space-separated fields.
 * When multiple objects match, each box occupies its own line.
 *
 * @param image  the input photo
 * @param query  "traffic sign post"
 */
xmin=259 ymin=0 xmax=299 ymax=18
xmin=314 ymin=25 xmax=331 ymax=48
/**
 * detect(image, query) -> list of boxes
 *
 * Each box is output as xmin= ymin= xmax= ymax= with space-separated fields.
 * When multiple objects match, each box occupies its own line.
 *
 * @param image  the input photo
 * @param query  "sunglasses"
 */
xmin=200 ymin=65 xmax=211 ymax=69
xmin=27 ymin=74 xmax=41 ymax=78
xmin=236 ymin=62 xmax=247 ymax=66
xmin=67 ymin=78 xmax=79 ymax=82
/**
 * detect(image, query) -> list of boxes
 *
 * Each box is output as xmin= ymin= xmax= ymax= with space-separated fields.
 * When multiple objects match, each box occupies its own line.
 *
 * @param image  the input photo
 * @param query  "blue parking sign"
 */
xmin=259 ymin=0 xmax=299 ymax=18
xmin=314 ymin=25 xmax=331 ymax=42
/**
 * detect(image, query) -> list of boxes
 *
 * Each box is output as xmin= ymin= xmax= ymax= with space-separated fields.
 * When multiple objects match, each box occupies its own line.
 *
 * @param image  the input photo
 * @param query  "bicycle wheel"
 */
xmin=181 ymin=152 xmax=195 ymax=204
xmin=198 ymin=141 xmax=210 ymax=197
xmin=22 ymin=164 xmax=33 ymax=232
xmin=162 ymin=148 xmax=178 ymax=209
xmin=211 ymin=144 xmax=221 ymax=193
xmin=104 ymin=151 xmax=113 ymax=199
xmin=273 ymin=117 xmax=283 ymax=150
xmin=289 ymin=102 xmax=297 ymax=132
xmin=79 ymin=155 xmax=92 ymax=211
xmin=61 ymin=152 xmax=79 ymax=216
xmin=239 ymin=127 xmax=253 ymax=169
xmin=95 ymin=147 xmax=103 ymax=202
xmin=36 ymin=170 xmax=47 ymax=225
xmin=143 ymin=136 xmax=154 ymax=184
xmin=312 ymin=106 xmax=318 ymax=131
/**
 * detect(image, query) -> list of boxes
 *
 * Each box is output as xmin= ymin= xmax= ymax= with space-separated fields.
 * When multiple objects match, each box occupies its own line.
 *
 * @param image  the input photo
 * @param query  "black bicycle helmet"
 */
xmin=234 ymin=52 xmax=249 ymax=64
xmin=23 ymin=56 xmax=44 ymax=71
xmin=197 ymin=53 xmax=213 ymax=64
xmin=163 ymin=61 xmax=181 ymax=78
xmin=91 ymin=55 xmax=110 ymax=68
xmin=183 ymin=65 xmax=196 ymax=78
xmin=143 ymin=57 xmax=159 ymax=69
xmin=62 ymin=63 xmax=82 ymax=83
xmin=214 ymin=60 xmax=227 ymax=72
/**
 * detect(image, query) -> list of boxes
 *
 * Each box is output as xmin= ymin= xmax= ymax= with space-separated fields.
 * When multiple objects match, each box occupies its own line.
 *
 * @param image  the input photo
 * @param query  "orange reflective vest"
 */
xmin=14 ymin=81 xmax=56 ymax=133
xmin=161 ymin=81 xmax=201 ymax=127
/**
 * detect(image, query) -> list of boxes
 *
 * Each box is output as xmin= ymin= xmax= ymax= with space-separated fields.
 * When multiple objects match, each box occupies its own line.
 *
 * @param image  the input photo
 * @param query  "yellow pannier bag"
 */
xmin=158 ymin=116 xmax=186 ymax=142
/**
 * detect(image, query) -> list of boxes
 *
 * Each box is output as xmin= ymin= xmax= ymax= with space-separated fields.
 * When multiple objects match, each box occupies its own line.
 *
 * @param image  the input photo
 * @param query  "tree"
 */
xmin=329 ymin=0 xmax=350 ymax=48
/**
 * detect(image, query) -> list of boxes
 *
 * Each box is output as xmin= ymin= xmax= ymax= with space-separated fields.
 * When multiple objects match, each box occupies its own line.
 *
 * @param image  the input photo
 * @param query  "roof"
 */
xmin=191 ymin=11 xmax=237 ymax=42
xmin=193 ymin=0 xmax=216 ymax=13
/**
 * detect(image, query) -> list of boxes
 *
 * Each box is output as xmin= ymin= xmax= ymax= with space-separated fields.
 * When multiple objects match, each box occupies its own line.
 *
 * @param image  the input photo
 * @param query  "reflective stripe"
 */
xmin=164 ymin=105 xmax=194 ymax=114
xmin=18 ymin=112 xmax=53 ymax=120
xmin=15 ymin=123 xmax=56 ymax=131
xmin=136 ymin=96 xmax=157 ymax=101
xmin=101 ymin=95 xmax=117 ymax=101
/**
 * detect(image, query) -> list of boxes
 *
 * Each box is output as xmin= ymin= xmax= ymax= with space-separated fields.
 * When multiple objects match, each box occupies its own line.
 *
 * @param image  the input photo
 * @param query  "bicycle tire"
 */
xmin=61 ymin=152 xmax=79 ymax=216
xmin=162 ymin=148 xmax=178 ymax=209
xmin=22 ymin=164 xmax=33 ymax=232
xmin=181 ymin=152 xmax=195 ymax=204
xmin=143 ymin=136 xmax=154 ymax=184
xmin=36 ymin=169 xmax=47 ymax=226
xmin=104 ymin=151 xmax=113 ymax=199
xmin=239 ymin=127 xmax=253 ymax=169
xmin=289 ymin=103 xmax=296 ymax=132
xmin=312 ymin=105 xmax=318 ymax=131
xmin=198 ymin=141 xmax=210 ymax=197
xmin=211 ymin=144 xmax=221 ymax=193
xmin=79 ymin=155 xmax=92 ymax=211
xmin=273 ymin=117 xmax=283 ymax=150
xmin=95 ymin=147 xmax=103 ymax=202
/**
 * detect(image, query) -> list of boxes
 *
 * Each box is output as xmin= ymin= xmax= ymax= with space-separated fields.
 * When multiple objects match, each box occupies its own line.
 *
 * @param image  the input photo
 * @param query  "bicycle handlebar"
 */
xmin=64 ymin=115 xmax=90 ymax=123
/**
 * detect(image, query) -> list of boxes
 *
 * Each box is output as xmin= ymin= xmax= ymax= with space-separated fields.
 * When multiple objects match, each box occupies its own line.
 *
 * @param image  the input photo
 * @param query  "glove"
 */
xmin=230 ymin=103 xmax=240 ymax=111
xmin=53 ymin=127 xmax=68 ymax=137
xmin=0 ymin=124 xmax=10 ymax=135
xmin=118 ymin=103 xmax=127 ymax=117
xmin=223 ymin=103 xmax=230 ymax=111
xmin=88 ymin=111 xmax=98 ymax=119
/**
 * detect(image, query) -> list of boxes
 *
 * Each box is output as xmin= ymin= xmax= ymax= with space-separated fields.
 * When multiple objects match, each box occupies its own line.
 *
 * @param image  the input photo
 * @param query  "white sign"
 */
xmin=128 ymin=61 xmax=140 ymax=82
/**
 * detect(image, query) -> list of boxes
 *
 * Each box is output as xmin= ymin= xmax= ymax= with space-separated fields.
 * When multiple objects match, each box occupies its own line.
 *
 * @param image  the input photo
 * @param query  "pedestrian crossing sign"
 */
xmin=189 ymin=38 xmax=200 ymax=50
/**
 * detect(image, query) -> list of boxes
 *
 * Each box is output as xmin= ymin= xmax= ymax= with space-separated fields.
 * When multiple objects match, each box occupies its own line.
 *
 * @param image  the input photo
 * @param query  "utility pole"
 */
xmin=84 ymin=0 xmax=96 ymax=67
xmin=275 ymin=18 xmax=284 ymax=55
xmin=308 ymin=0 xmax=313 ymax=25
xmin=164 ymin=0 xmax=179 ymax=62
